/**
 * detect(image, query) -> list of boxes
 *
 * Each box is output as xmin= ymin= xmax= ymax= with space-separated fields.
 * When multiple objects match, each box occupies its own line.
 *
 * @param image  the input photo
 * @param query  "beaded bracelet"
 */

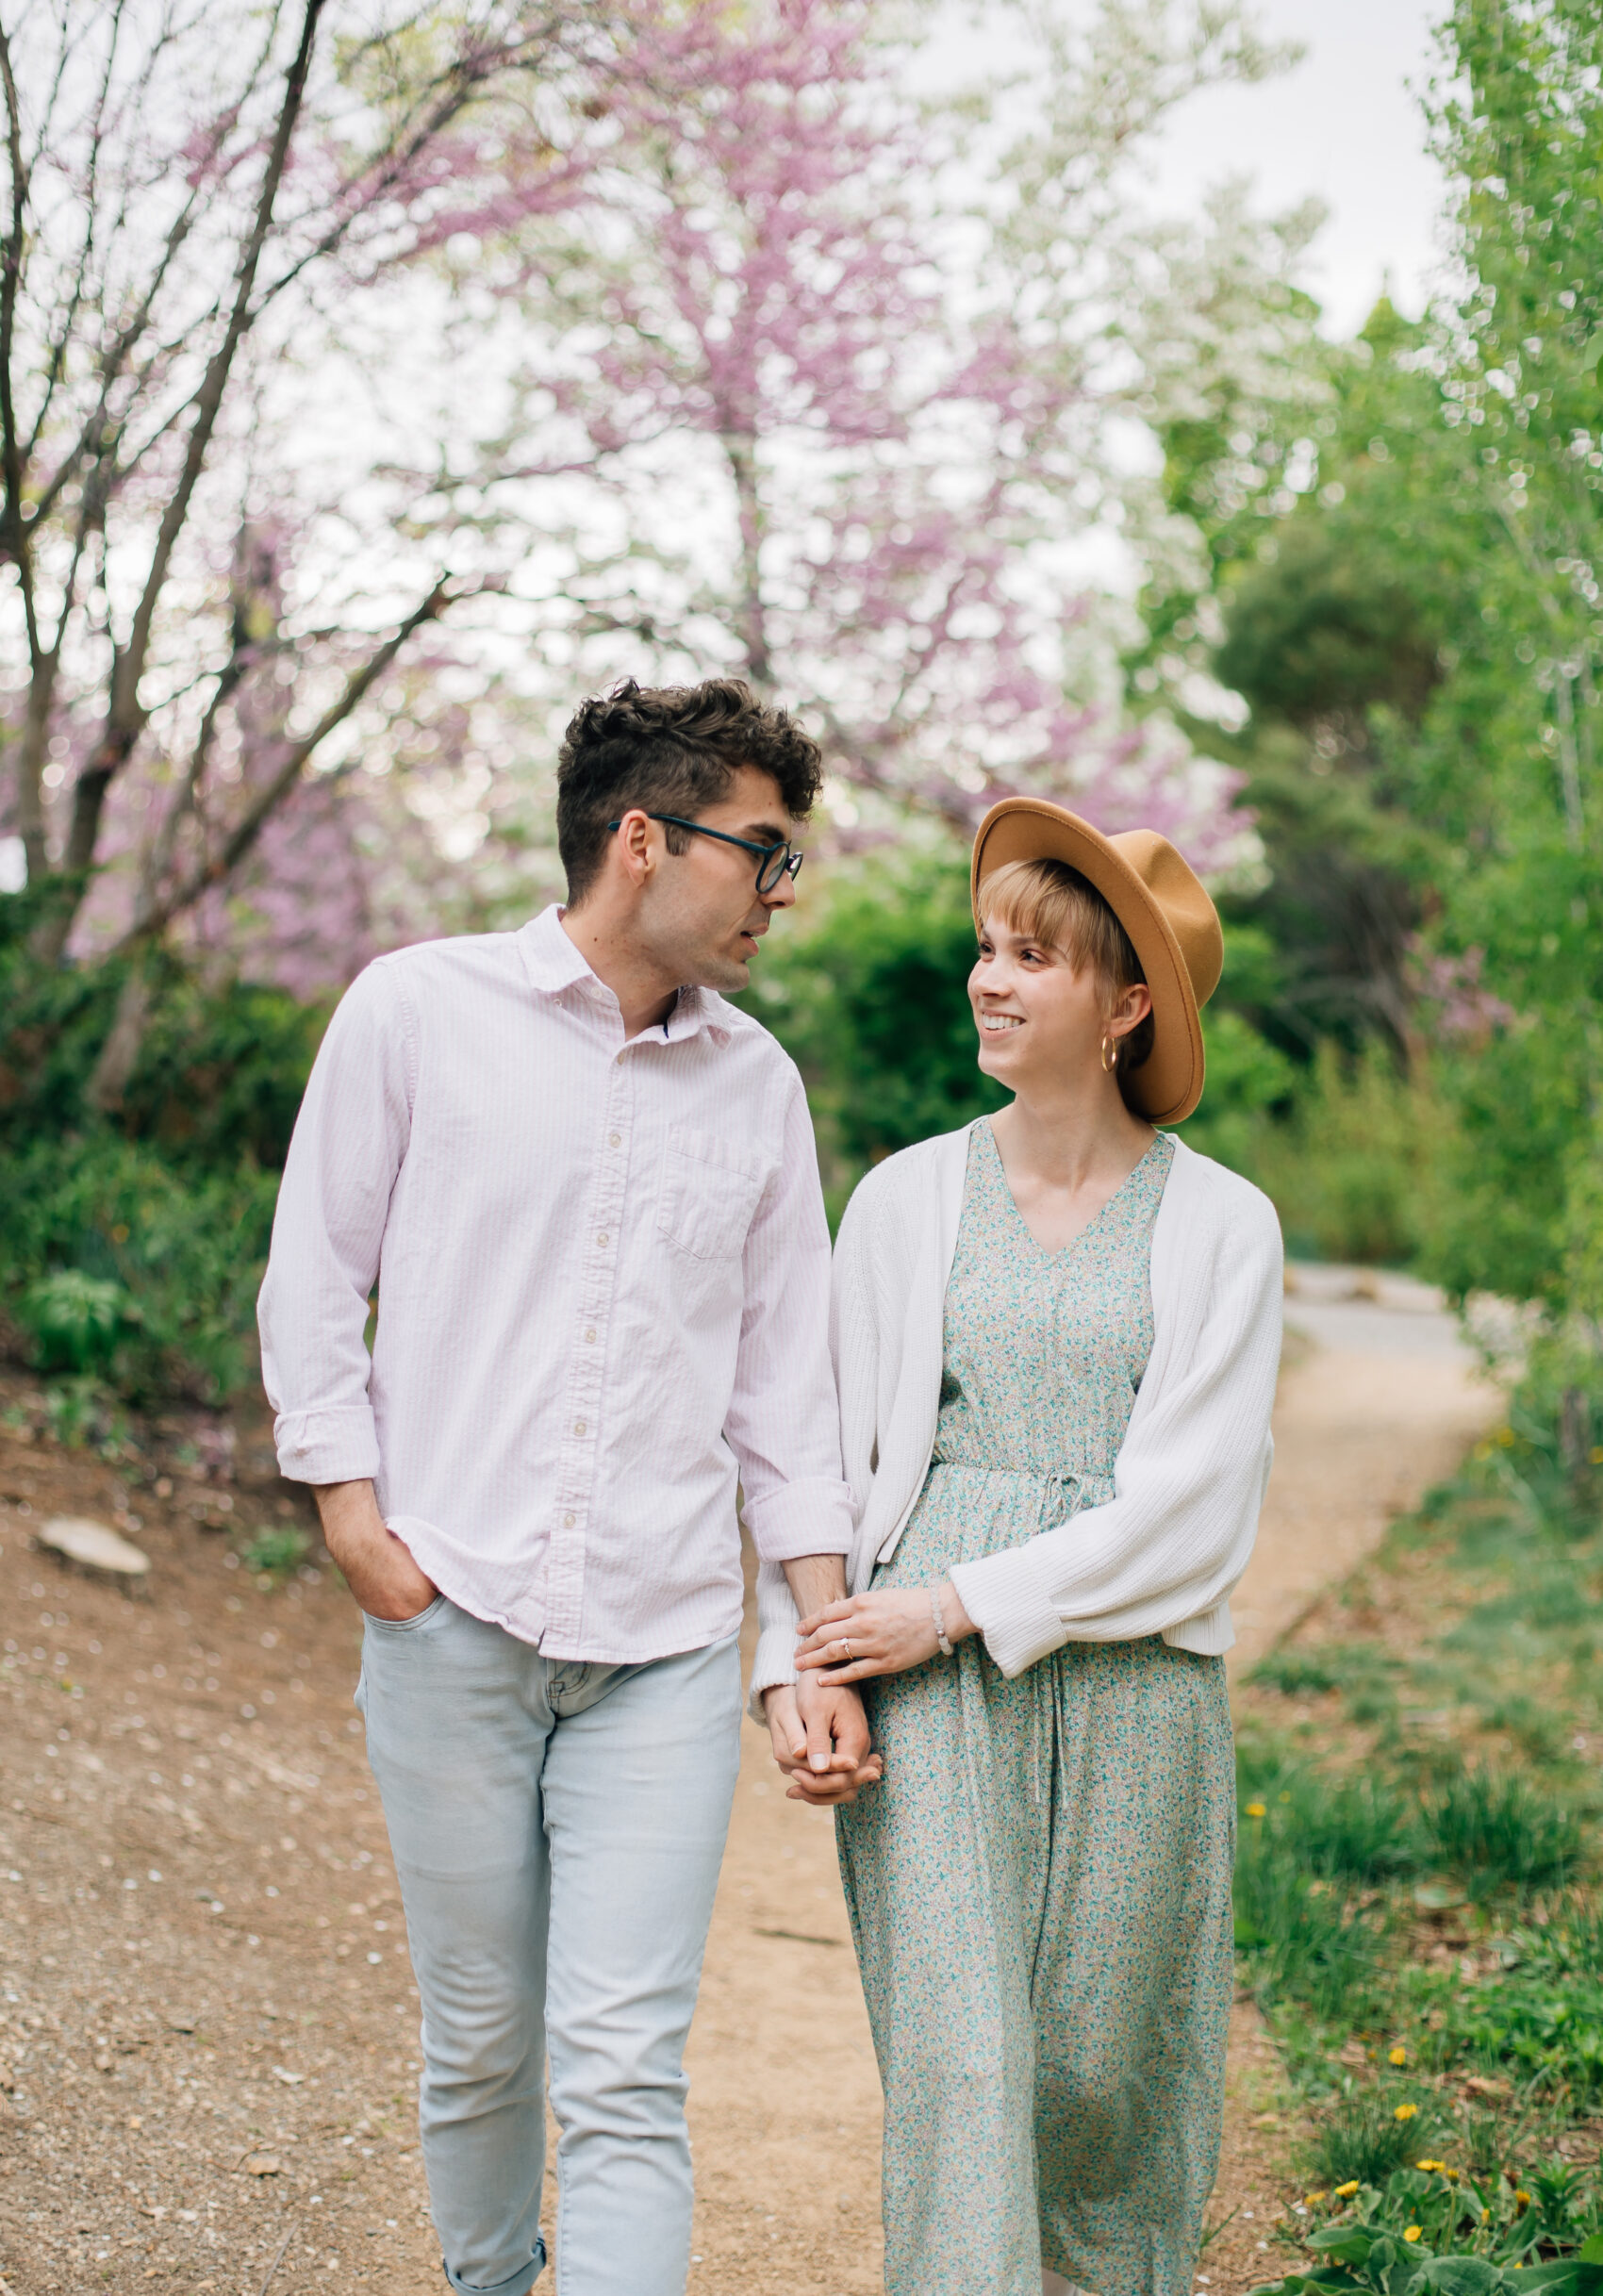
xmin=929 ymin=1584 xmax=954 ymax=1658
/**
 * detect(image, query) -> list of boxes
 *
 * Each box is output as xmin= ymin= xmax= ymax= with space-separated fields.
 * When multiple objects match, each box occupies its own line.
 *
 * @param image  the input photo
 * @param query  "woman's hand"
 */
xmin=795 ymin=1582 xmax=978 ymax=1684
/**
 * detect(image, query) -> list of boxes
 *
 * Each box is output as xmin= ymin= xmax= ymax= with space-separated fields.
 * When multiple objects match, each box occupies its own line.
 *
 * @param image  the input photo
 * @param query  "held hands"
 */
xmin=763 ymin=1677 xmax=884 ymax=1806
xmin=794 ymin=1581 xmax=978 ymax=1688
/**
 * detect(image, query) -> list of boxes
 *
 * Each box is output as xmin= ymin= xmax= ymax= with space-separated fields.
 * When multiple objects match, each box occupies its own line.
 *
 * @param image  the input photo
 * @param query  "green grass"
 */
xmin=1420 ymin=1770 xmax=1584 ymax=1902
xmin=1236 ymin=1346 xmax=1603 ymax=2278
xmin=1234 ymin=1815 xmax=1393 ymax=2023
xmin=1301 ymin=2088 xmax=1454 ymax=2191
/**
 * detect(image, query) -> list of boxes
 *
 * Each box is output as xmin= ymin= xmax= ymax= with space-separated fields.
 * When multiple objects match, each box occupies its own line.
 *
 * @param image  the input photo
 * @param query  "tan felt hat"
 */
xmin=970 ymin=797 xmax=1224 ymax=1125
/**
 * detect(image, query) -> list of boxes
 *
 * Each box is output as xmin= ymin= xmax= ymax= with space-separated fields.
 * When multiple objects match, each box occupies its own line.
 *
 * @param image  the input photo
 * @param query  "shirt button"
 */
xmin=597 ymin=1231 xmax=609 ymax=1247
xmin=584 ymin=1328 xmax=597 ymax=1343
xmin=563 ymin=1512 xmax=576 ymax=1528
xmin=609 ymin=1131 xmax=621 ymax=1148
xmin=573 ymin=1419 xmax=587 ymax=1436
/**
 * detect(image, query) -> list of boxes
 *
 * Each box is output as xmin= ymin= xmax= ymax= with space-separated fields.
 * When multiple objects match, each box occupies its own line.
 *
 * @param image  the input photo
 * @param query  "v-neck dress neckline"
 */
xmin=979 ymin=1116 xmax=1165 ymax=1261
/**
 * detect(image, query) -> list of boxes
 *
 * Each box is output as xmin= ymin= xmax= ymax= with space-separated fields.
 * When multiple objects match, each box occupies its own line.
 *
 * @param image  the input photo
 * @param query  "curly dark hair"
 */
xmin=556 ymin=678 xmax=825 ymax=906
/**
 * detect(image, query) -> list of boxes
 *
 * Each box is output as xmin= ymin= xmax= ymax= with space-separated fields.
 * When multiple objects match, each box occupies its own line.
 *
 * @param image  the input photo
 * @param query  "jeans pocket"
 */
xmin=361 ymin=1593 xmax=449 ymax=1634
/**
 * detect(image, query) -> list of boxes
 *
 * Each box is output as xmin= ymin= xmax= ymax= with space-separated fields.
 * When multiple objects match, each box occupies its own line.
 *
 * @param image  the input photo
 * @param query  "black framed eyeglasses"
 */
xmin=604 ymin=813 xmax=804 ymax=895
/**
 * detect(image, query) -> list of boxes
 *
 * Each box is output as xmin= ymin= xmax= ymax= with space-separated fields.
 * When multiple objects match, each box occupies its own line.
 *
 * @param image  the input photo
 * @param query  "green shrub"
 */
xmin=1172 ymin=1003 xmax=1298 ymax=1172
xmin=19 ymin=1269 xmax=142 ymax=1373
xmin=743 ymin=851 xmax=1004 ymax=1190
xmin=0 ymin=895 xmax=326 ymax=1169
xmin=0 ymin=1131 xmax=280 ymax=1401
xmin=1426 ymin=1021 xmax=1590 ymax=1312
xmin=120 ymin=974 xmax=330 ymax=1172
xmin=1248 ymin=1042 xmax=1443 ymax=1266
xmin=0 ymin=900 xmax=329 ymax=1406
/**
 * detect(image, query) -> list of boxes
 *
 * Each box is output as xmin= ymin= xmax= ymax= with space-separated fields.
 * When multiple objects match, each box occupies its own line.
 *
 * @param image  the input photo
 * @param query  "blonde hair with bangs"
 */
xmin=979 ymin=856 xmax=1156 ymax=1082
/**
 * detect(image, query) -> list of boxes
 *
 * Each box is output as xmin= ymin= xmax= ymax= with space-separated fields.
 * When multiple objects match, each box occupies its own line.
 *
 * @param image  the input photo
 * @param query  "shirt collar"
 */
xmin=517 ymin=905 xmax=733 ymax=1045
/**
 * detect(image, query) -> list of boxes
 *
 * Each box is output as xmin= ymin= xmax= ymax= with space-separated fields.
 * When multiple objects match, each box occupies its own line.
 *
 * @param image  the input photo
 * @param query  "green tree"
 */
xmin=1131 ymin=0 xmax=1603 ymax=1305
xmin=1417 ymin=0 xmax=1603 ymax=1309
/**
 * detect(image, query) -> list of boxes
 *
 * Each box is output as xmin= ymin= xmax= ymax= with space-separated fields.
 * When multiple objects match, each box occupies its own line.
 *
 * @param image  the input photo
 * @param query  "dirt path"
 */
xmin=1227 ymin=1264 xmax=1500 ymax=1676
xmin=0 ymin=1274 xmax=1500 ymax=2296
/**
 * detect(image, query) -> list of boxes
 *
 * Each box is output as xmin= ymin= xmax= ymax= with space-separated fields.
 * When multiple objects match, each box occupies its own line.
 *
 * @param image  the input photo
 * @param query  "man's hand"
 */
xmin=314 ymin=1479 xmax=438 ymax=1622
xmin=763 ymin=1678 xmax=883 ymax=1806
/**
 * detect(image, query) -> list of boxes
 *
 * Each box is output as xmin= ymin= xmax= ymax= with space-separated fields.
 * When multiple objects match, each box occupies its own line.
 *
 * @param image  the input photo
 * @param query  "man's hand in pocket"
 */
xmin=313 ymin=1479 xmax=438 ymax=1620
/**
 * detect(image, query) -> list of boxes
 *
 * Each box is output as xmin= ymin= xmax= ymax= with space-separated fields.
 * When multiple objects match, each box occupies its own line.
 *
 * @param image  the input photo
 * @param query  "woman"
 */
xmin=756 ymin=797 xmax=1281 ymax=2296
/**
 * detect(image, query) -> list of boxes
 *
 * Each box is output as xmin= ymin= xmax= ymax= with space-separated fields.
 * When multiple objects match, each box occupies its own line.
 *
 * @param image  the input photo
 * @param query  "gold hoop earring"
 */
xmin=1100 ymin=1033 xmax=1119 ymax=1074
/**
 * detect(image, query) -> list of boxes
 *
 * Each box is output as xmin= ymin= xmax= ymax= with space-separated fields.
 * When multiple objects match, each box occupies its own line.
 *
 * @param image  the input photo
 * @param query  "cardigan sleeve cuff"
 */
xmin=746 ymin=1623 xmax=800 ymax=1723
xmin=949 ymin=1544 xmax=1066 ymax=1678
xmin=273 ymin=1403 xmax=382 ymax=1486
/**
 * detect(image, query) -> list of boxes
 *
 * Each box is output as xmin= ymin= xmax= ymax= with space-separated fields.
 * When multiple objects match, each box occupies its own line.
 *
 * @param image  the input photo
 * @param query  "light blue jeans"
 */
xmin=356 ymin=1598 xmax=742 ymax=2296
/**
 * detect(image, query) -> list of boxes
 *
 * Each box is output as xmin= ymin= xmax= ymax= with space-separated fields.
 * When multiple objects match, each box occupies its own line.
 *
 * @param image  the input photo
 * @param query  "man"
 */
xmin=257 ymin=677 xmax=877 ymax=2296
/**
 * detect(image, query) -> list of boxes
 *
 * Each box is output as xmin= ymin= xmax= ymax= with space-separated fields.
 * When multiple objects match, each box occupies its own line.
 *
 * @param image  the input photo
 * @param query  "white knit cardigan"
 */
xmin=750 ymin=1123 xmax=1283 ymax=1710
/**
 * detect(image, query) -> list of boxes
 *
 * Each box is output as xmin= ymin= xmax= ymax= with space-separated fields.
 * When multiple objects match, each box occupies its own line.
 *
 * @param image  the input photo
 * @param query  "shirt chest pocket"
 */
xmin=657 ymin=1124 xmax=767 ymax=1263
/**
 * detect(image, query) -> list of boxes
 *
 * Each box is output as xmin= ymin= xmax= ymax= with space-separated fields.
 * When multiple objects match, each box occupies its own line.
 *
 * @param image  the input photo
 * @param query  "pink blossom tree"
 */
xmin=0 ymin=0 xmax=622 ymax=1092
xmin=454 ymin=0 xmax=1280 ymax=873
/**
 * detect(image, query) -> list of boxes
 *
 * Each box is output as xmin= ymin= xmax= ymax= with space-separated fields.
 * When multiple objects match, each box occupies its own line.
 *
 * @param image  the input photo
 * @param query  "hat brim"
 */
xmin=970 ymin=799 xmax=1208 ymax=1124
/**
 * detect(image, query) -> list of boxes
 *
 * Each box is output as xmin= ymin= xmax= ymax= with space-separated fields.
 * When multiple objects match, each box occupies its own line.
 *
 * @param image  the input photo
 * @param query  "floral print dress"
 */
xmin=836 ymin=1120 xmax=1235 ymax=2296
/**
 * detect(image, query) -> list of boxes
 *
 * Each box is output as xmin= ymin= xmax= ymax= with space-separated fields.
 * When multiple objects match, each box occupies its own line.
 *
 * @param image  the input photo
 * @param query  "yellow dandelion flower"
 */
xmin=1390 ymin=2047 xmax=1408 ymax=2067
xmin=1415 ymin=2160 xmax=1444 ymax=2173
xmin=1446 ymin=2170 xmax=1461 ymax=2185
xmin=1245 ymin=1802 xmax=1266 ymax=1818
xmin=1305 ymin=2192 xmax=1329 ymax=2206
xmin=1482 ymin=2210 xmax=1491 ymax=2224
xmin=1334 ymin=2182 xmax=1361 ymax=2199
xmin=1590 ymin=1445 xmax=1603 ymax=1466
xmin=1515 ymin=2190 xmax=1531 ymax=2212
xmin=1404 ymin=2227 xmax=1423 ymax=2243
xmin=1395 ymin=2103 xmax=1418 ymax=2121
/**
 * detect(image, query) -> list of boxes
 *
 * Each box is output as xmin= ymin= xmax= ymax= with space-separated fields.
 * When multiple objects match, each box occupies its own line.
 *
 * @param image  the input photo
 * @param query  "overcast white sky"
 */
xmin=1146 ymin=0 xmax=1450 ymax=336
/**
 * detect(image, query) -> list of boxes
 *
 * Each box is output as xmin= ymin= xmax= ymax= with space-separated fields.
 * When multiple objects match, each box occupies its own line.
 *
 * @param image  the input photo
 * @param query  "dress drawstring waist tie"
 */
xmin=1029 ymin=1469 xmax=1082 ymax=1802
xmin=933 ymin=1457 xmax=1092 ymax=1805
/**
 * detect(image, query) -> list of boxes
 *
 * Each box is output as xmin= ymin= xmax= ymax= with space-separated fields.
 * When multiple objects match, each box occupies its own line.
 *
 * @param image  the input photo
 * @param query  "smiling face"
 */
xmin=969 ymin=908 xmax=1151 ymax=1097
xmin=631 ymin=764 xmax=800 ymax=992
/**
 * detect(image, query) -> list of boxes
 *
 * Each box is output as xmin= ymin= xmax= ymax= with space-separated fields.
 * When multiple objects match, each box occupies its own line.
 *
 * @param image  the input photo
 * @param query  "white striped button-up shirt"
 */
xmin=257 ymin=906 xmax=851 ymax=1663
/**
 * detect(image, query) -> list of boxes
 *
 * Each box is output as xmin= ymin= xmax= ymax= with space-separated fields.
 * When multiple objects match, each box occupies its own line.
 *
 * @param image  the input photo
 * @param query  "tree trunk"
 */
xmin=85 ymin=959 xmax=153 ymax=1115
xmin=721 ymin=429 xmax=772 ymax=688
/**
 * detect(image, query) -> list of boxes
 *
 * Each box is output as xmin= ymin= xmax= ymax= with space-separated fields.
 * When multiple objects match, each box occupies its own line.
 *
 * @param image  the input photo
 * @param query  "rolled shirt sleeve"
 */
xmin=257 ymin=961 xmax=414 ymax=1486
